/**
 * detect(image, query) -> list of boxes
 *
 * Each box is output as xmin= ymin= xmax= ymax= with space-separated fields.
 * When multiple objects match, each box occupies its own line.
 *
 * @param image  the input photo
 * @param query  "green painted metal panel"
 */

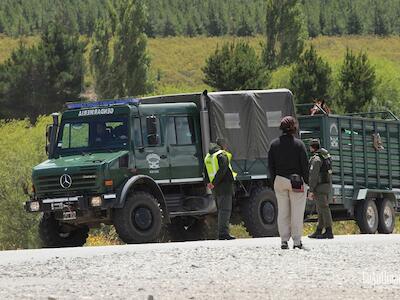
xmin=299 ymin=113 xmax=400 ymax=205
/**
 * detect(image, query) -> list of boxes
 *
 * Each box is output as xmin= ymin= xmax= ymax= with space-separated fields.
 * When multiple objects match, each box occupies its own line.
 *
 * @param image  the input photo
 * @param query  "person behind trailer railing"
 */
xmin=308 ymin=138 xmax=334 ymax=239
xmin=204 ymin=138 xmax=237 ymax=240
xmin=310 ymin=99 xmax=331 ymax=116
xmin=268 ymin=116 xmax=309 ymax=250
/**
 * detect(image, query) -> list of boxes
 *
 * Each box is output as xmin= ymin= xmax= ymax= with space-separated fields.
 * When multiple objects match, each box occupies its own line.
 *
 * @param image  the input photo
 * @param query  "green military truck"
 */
xmin=25 ymin=89 xmax=400 ymax=247
xmin=25 ymin=89 xmax=294 ymax=247
xmin=299 ymin=111 xmax=400 ymax=234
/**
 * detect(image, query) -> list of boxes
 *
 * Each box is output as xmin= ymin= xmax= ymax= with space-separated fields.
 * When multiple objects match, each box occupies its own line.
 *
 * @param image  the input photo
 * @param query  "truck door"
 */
xmin=132 ymin=115 xmax=170 ymax=183
xmin=166 ymin=115 xmax=203 ymax=183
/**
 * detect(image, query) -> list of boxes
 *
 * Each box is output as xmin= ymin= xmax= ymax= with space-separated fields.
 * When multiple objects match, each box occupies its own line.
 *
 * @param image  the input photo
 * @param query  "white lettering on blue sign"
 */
xmin=78 ymin=108 xmax=114 ymax=117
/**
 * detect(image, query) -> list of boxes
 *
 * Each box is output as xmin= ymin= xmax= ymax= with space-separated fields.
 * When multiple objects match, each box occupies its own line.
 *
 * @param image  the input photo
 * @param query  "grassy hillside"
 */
xmin=147 ymin=35 xmax=400 ymax=97
xmin=2 ymin=35 xmax=400 ymax=97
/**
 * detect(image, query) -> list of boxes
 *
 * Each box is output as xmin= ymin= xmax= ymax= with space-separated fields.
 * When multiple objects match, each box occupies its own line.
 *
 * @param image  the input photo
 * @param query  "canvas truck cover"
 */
xmin=206 ymin=89 xmax=295 ymax=160
xmin=141 ymin=89 xmax=295 ymax=161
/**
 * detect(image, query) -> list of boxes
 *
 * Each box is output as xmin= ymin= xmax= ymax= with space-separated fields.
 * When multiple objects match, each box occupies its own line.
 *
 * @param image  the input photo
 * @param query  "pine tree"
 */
xmin=90 ymin=19 xmax=112 ymax=99
xmin=90 ymin=0 xmax=152 ymax=98
xmin=373 ymin=3 xmax=389 ymax=35
xmin=262 ymin=0 xmax=308 ymax=70
xmin=236 ymin=14 xmax=254 ymax=37
xmin=319 ymin=7 xmax=326 ymax=35
xmin=202 ymin=41 xmax=270 ymax=91
xmin=163 ymin=15 xmax=178 ymax=37
xmin=289 ymin=45 xmax=332 ymax=105
xmin=347 ymin=6 xmax=362 ymax=35
xmin=37 ymin=21 xmax=85 ymax=113
xmin=337 ymin=48 xmax=377 ymax=113
xmin=206 ymin=2 xmax=227 ymax=36
xmin=0 ymin=20 xmax=85 ymax=120
xmin=185 ymin=20 xmax=196 ymax=37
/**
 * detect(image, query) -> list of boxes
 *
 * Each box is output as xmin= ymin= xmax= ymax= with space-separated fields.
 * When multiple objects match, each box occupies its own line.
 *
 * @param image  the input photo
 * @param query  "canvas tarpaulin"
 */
xmin=206 ymin=89 xmax=295 ymax=160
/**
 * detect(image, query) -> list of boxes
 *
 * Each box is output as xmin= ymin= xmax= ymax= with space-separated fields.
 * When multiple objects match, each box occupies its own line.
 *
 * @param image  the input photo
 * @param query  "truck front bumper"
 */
xmin=25 ymin=194 xmax=118 ymax=213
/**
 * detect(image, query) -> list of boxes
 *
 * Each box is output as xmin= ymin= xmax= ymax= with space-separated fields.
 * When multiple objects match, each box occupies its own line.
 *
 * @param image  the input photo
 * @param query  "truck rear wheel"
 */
xmin=240 ymin=188 xmax=279 ymax=237
xmin=113 ymin=192 xmax=163 ymax=244
xmin=356 ymin=199 xmax=379 ymax=234
xmin=167 ymin=217 xmax=209 ymax=242
xmin=377 ymin=199 xmax=395 ymax=234
xmin=39 ymin=213 xmax=89 ymax=248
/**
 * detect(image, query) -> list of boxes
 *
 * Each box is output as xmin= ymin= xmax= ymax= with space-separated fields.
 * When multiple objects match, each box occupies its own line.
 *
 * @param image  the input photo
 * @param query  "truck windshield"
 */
xmin=56 ymin=117 xmax=129 ymax=154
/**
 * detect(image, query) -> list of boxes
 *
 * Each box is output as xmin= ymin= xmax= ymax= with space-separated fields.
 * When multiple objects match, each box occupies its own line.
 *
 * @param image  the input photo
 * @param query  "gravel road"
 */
xmin=1 ymin=235 xmax=400 ymax=300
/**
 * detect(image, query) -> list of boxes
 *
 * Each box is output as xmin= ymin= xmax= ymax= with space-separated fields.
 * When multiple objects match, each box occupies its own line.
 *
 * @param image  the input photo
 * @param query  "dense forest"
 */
xmin=0 ymin=0 xmax=399 ymax=37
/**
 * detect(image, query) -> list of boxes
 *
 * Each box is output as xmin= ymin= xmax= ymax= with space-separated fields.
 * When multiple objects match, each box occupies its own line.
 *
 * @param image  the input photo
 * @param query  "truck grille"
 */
xmin=36 ymin=167 xmax=98 ymax=195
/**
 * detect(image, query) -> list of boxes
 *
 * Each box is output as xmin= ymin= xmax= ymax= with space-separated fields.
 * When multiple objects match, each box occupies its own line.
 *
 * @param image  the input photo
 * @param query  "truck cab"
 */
xmin=26 ymin=98 xmax=217 ymax=247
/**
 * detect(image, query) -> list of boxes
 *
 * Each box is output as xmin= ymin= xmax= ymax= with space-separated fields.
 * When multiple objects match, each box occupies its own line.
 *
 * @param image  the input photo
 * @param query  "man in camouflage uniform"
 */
xmin=308 ymin=139 xmax=334 ymax=239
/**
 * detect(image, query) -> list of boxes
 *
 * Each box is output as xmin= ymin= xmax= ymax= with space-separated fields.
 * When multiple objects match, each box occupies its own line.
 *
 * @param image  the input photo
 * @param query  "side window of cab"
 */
xmin=135 ymin=115 xmax=162 ymax=147
xmin=167 ymin=116 xmax=196 ymax=145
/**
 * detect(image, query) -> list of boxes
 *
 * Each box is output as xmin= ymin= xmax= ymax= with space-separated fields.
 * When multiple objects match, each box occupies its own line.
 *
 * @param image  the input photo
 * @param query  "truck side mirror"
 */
xmin=45 ymin=125 xmax=54 ymax=155
xmin=46 ymin=113 xmax=60 ymax=158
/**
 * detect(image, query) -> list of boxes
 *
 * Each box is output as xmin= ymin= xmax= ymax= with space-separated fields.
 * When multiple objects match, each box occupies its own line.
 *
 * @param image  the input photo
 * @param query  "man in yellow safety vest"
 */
xmin=204 ymin=138 xmax=237 ymax=240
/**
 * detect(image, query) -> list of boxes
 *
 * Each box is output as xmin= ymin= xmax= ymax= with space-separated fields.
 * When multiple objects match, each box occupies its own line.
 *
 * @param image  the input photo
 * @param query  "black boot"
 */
xmin=317 ymin=227 xmax=334 ymax=239
xmin=281 ymin=241 xmax=289 ymax=249
xmin=293 ymin=242 xmax=303 ymax=249
xmin=308 ymin=228 xmax=323 ymax=239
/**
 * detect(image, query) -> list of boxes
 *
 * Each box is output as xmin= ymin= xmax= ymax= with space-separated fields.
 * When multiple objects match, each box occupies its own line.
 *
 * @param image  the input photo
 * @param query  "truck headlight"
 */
xmin=30 ymin=201 xmax=40 ymax=212
xmin=90 ymin=196 xmax=102 ymax=207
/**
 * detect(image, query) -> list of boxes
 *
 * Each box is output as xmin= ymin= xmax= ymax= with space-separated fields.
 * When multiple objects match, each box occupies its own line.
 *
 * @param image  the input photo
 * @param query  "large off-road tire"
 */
xmin=113 ymin=192 xmax=163 ymax=244
xmin=167 ymin=217 xmax=209 ymax=242
xmin=39 ymin=213 xmax=89 ymax=248
xmin=356 ymin=199 xmax=379 ymax=234
xmin=377 ymin=199 xmax=396 ymax=234
xmin=240 ymin=188 xmax=279 ymax=237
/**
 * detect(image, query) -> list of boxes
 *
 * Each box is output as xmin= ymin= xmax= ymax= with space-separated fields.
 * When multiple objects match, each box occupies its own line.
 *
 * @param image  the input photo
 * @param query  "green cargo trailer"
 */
xmin=299 ymin=112 xmax=400 ymax=234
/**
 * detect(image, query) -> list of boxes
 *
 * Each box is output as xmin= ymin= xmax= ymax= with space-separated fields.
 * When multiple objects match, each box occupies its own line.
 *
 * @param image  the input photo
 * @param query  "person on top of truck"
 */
xmin=308 ymin=138 xmax=334 ymax=239
xmin=268 ymin=116 xmax=309 ymax=249
xmin=204 ymin=138 xmax=237 ymax=240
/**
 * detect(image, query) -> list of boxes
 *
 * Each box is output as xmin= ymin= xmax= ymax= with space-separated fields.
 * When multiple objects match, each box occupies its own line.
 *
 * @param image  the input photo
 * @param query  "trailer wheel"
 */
xmin=356 ymin=199 xmax=379 ymax=234
xmin=240 ymin=188 xmax=279 ymax=237
xmin=113 ymin=191 xmax=163 ymax=244
xmin=377 ymin=199 xmax=396 ymax=234
xmin=39 ymin=213 xmax=89 ymax=248
xmin=167 ymin=217 xmax=209 ymax=241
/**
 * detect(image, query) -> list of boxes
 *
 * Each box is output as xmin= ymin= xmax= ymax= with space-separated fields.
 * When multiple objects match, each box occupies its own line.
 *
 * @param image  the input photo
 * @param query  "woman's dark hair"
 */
xmin=279 ymin=116 xmax=297 ymax=134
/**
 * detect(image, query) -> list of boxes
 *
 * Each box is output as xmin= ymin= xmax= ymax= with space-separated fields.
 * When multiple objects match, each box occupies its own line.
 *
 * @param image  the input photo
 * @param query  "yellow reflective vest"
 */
xmin=204 ymin=150 xmax=237 ymax=183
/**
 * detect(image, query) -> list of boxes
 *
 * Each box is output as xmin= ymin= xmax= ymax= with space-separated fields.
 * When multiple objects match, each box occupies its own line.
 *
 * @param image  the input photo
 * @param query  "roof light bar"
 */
xmin=66 ymin=98 xmax=140 ymax=109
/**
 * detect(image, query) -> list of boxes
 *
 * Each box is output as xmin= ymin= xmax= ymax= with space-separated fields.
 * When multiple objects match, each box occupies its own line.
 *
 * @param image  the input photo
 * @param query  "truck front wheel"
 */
xmin=113 ymin=191 xmax=163 ymax=244
xmin=240 ymin=188 xmax=279 ymax=237
xmin=356 ymin=199 xmax=379 ymax=234
xmin=377 ymin=199 xmax=395 ymax=234
xmin=39 ymin=213 xmax=89 ymax=248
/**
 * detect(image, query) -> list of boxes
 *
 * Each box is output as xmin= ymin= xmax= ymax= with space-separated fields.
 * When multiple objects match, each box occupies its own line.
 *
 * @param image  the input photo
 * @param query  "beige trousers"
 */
xmin=274 ymin=175 xmax=307 ymax=245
